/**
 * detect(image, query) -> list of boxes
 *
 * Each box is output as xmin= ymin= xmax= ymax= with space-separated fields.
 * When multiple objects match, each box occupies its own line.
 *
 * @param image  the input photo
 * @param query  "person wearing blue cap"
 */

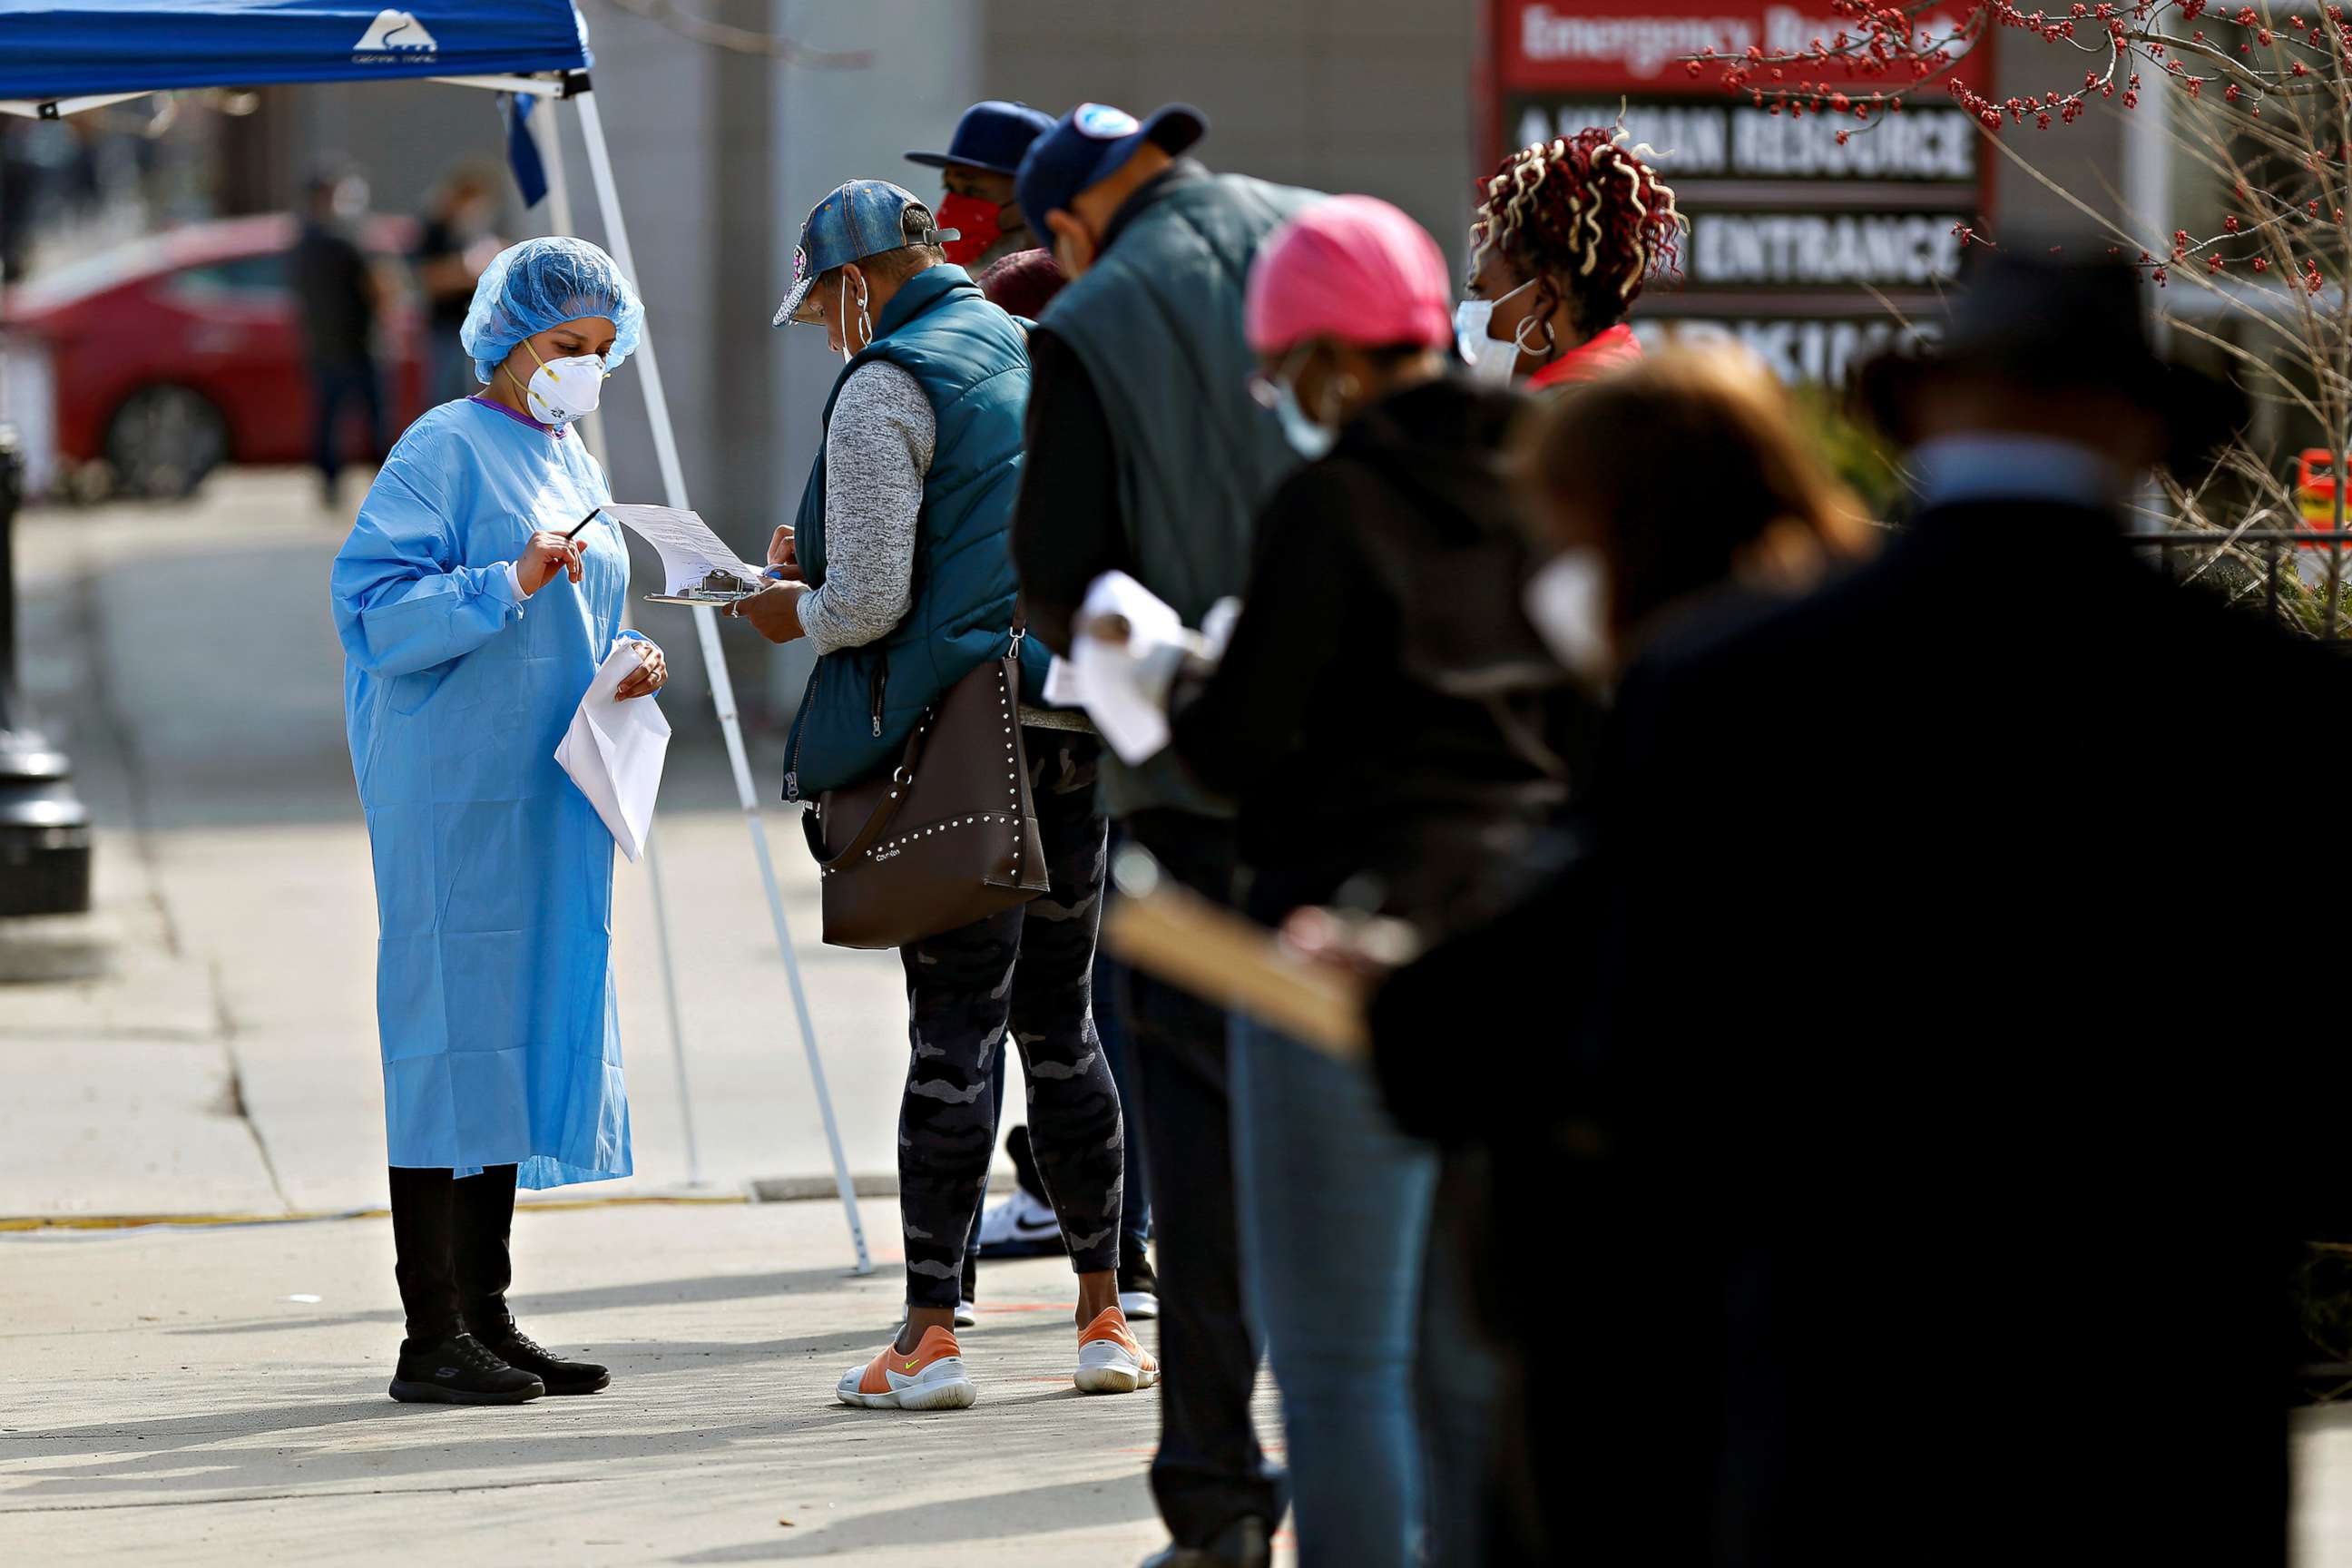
xmin=329 ymin=235 xmax=664 ymax=1407
xmin=905 ymin=99 xmax=1055 ymax=271
xmin=1006 ymin=102 xmax=1319 ymax=1568
xmin=731 ymin=180 xmax=1148 ymax=1415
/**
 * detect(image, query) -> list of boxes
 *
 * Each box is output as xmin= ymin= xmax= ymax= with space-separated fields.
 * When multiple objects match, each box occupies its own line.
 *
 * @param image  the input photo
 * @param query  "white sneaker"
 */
xmin=975 ymin=1188 xmax=1062 ymax=1256
xmin=955 ymin=1299 xmax=978 ymax=1328
xmin=1073 ymin=1306 xmax=1159 ymax=1395
xmin=836 ymin=1326 xmax=977 ymax=1411
xmin=1118 ymin=1290 xmax=1160 ymax=1320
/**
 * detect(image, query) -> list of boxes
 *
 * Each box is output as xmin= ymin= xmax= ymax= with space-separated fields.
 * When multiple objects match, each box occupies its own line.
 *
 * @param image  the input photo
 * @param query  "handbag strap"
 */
xmin=811 ymin=619 xmax=1024 ymax=872
xmin=810 ymin=722 xmax=936 ymax=870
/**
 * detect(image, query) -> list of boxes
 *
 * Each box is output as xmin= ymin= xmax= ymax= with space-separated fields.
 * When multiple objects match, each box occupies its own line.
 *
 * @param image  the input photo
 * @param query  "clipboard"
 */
xmin=645 ymin=587 xmax=765 ymax=607
xmin=1099 ymin=849 xmax=1380 ymax=1062
xmin=646 ymin=567 xmax=770 ymax=607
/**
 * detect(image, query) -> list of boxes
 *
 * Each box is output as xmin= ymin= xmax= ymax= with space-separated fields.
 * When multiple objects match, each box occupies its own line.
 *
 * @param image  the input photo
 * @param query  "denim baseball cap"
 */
xmin=906 ymin=100 xmax=1056 ymax=176
xmin=1014 ymin=103 xmax=1207 ymax=247
xmin=773 ymin=179 xmax=959 ymax=327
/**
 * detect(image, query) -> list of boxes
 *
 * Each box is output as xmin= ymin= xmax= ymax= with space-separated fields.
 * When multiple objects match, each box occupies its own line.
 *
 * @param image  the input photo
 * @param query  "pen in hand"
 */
xmin=564 ymin=507 xmax=603 ymax=540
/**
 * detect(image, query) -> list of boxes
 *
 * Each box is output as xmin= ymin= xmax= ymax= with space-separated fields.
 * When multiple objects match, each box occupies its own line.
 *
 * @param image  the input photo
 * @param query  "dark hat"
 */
xmin=1855 ymin=240 xmax=2247 ymax=473
xmin=905 ymin=101 xmax=1057 ymax=177
xmin=1014 ymin=103 xmax=1207 ymax=247
xmin=974 ymin=247 xmax=1068 ymax=319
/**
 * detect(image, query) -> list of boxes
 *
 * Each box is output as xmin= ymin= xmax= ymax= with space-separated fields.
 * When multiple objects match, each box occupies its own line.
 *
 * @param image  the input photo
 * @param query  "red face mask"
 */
xmin=936 ymin=192 xmax=1004 ymax=266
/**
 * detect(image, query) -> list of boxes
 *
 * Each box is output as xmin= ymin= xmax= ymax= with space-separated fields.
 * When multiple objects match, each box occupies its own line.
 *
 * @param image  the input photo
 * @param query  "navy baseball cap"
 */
xmin=773 ymin=180 xmax=959 ymax=327
xmin=906 ymin=100 xmax=1055 ymax=177
xmin=1014 ymin=103 xmax=1207 ymax=245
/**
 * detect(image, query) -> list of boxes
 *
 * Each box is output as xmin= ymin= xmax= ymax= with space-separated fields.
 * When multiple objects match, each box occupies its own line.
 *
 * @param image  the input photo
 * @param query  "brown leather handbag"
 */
xmin=799 ymin=635 xmax=1049 ymax=950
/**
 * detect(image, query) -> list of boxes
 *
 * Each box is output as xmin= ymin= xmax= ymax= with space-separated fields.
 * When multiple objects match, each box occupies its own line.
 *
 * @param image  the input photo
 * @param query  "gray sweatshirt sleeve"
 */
xmin=798 ymin=360 xmax=936 ymax=657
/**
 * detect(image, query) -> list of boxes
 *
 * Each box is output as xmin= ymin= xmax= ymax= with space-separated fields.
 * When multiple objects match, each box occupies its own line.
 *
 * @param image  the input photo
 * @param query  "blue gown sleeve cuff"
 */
xmin=485 ymin=561 xmax=526 ymax=613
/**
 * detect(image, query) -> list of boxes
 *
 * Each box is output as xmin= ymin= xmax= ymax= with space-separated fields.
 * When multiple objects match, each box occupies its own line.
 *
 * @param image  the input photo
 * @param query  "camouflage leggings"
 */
xmin=895 ymin=730 xmax=1122 ymax=1308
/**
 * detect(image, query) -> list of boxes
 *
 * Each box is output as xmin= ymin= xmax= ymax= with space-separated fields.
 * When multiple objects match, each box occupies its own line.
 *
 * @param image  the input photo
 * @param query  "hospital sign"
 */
xmin=1481 ymin=0 xmax=1996 ymax=384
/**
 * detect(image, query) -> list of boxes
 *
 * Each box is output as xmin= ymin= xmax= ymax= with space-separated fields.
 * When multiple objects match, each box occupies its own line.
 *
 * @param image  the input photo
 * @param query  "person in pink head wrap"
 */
xmin=1149 ymin=193 xmax=1591 ymax=1568
xmin=1240 ymin=194 xmax=1456 ymax=459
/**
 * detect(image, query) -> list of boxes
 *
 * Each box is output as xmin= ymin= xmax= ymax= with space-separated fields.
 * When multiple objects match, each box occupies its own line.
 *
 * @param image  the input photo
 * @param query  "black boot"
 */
xmin=1138 ymin=1516 xmax=1271 ymax=1568
xmin=389 ymin=1333 xmax=544 ymax=1406
xmin=481 ymin=1327 xmax=611 ymax=1395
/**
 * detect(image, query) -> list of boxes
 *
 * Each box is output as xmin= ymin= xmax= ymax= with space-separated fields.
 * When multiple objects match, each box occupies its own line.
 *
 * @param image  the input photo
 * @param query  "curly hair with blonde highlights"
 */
xmin=1472 ymin=127 xmax=1685 ymax=337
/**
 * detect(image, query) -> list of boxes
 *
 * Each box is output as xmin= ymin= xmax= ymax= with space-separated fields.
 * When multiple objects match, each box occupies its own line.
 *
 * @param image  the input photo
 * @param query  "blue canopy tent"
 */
xmin=0 ymin=0 xmax=869 ymax=1270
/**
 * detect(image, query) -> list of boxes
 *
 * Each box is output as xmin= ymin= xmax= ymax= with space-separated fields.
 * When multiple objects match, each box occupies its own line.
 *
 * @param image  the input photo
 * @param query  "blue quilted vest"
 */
xmin=783 ymin=265 xmax=1050 ymax=799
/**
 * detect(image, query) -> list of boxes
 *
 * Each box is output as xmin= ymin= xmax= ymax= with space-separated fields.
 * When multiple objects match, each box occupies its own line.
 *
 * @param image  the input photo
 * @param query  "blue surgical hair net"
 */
xmin=459 ymin=236 xmax=645 ymax=385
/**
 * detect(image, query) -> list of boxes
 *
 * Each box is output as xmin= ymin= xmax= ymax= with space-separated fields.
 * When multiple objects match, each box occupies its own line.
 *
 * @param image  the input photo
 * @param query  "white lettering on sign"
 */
xmin=1519 ymin=5 xmax=1758 ymax=79
xmin=1516 ymin=103 xmax=1975 ymax=181
xmin=1690 ymin=212 xmax=1967 ymax=285
xmin=1514 ymin=103 xmax=1731 ymax=172
xmin=1640 ymin=317 xmax=1936 ymax=385
xmin=1515 ymin=4 xmax=1975 ymax=86
xmin=1732 ymin=107 xmax=1973 ymax=178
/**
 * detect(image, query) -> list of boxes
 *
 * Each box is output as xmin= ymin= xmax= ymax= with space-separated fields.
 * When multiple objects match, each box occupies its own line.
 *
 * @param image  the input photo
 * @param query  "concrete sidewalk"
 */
xmin=1 ymin=471 xmax=1012 ymax=1222
xmin=0 ymin=1200 xmax=1284 ymax=1566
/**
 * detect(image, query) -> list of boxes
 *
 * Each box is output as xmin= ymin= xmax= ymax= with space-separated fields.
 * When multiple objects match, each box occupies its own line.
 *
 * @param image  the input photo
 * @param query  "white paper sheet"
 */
xmin=554 ymin=640 xmax=671 ymax=863
xmin=1063 ymin=572 xmax=1197 ymax=765
xmin=603 ymin=504 xmax=767 ymax=596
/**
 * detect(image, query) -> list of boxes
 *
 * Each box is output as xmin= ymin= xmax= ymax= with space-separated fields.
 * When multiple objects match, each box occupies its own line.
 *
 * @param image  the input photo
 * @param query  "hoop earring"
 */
xmin=1514 ymin=312 xmax=1555 ymax=356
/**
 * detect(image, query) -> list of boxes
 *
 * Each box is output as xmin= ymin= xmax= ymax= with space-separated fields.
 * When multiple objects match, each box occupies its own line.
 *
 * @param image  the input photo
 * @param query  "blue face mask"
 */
xmin=1271 ymin=376 xmax=1338 ymax=461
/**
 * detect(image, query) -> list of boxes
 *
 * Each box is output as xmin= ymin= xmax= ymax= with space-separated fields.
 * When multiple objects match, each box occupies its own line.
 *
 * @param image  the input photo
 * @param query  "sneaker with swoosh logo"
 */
xmin=835 ymin=1324 xmax=977 ymax=1411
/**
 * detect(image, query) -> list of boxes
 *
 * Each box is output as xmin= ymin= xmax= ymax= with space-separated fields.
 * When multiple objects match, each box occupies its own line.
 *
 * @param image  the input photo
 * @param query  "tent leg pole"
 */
xmin=537 ymin=93 xmax=704 ymax=1191
xmin=571 ymin=88 xmax=871 ymax=1275
xmin=639 ymin=829 xmax=703 ymax=1186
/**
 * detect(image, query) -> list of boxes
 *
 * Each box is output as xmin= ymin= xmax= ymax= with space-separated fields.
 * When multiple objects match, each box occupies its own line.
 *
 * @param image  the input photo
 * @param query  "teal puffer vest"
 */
xmin=783 ymin=265 xmax=1050 ymax=799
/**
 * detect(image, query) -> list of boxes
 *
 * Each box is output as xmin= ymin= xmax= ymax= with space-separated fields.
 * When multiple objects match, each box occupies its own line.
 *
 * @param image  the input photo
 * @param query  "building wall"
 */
xmin=981 ymin=0 xmax=1485 ymax=270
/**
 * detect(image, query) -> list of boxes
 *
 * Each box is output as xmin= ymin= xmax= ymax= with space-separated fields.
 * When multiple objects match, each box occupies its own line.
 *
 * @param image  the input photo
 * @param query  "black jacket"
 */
xmin=1375 ymin=496 xmax=2351 ymax=1563
xmin=1169 ymin=376 xmax=1590 ymax=928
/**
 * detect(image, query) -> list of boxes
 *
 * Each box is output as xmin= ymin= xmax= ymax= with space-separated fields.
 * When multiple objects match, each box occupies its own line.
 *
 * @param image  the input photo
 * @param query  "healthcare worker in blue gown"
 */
xmin=331 ymin=237 xmax=665 ymax=1407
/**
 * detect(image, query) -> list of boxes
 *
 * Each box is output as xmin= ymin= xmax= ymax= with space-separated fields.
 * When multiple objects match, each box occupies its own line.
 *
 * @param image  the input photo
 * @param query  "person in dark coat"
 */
xmin=1163 ymin=195 xmax=1585 ymax=1568
xmin=1359 ymin=340 xmax=1872 ymax=1564
xmin=1374 ymin=246 xmax=2344 ymax=1563
xmin=289 ymin=165 xmax=385 ymax=511
xmin=1009 ymin=102 xmax=1317 ymax=1568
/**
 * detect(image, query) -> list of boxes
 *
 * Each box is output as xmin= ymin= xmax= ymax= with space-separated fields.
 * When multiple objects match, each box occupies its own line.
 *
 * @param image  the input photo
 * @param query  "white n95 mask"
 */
xmin=1524 ymin=548 xmax=1611 ymax=679
xmin=520 ymin=344 xmax=606 ymax=426
xmin=1455 ymin=278 xmax=1538 ymax=387
xmin=1271 ymin=378 xmax=1337 ymax=461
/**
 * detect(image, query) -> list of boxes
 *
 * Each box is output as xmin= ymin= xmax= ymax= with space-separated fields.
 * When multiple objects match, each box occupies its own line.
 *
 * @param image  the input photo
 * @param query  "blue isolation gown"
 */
xmin=331 ymin=397 xmax=646 ymax=1189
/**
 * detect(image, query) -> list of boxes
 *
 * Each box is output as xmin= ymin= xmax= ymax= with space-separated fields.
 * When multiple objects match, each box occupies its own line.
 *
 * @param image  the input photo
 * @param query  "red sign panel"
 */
xmin=1500 ymin=0 xmax=1977 ymax=92
xmin=1485 ymin=0 xmax=1995 ymax=382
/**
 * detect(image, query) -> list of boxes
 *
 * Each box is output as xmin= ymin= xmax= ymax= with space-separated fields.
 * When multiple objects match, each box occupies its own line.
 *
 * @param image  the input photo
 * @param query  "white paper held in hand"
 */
xmin=1066 ymin=571 xmax=1204 ymax=765
xmin=603 ymin=503 xmax=767 ymax=595
xmin=554 ymin=640 xmax=671 ymax=862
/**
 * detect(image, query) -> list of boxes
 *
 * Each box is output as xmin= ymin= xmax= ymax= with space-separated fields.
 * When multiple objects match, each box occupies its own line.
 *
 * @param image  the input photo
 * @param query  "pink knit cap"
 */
xmin=1244 ymin=195 xmax=1454 ymax=356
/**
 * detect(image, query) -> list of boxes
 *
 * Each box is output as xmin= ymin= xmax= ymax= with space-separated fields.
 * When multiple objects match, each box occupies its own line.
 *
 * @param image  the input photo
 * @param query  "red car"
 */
xmin=2 ymin=213 xmax=428 ymax=497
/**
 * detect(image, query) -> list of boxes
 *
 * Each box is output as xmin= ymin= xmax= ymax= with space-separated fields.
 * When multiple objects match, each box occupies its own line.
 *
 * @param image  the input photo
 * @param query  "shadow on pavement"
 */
xmin=669 ymin=1474 xmax=1159 ymax=1562
xmin=163 ymin=1264 xmax=867 ymax=1338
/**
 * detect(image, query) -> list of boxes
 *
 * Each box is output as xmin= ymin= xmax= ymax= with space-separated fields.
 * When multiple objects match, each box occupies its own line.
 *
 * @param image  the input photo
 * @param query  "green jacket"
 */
xmin=1038 ymin=170 xmax=1320 ymax=816
xmin=784 ymin=265 xmax=1048 ymax=799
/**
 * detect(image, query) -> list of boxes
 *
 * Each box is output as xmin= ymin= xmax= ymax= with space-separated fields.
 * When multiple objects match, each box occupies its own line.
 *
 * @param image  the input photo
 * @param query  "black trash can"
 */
xmin=0 ymin=421 xmax=93 ymax=916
